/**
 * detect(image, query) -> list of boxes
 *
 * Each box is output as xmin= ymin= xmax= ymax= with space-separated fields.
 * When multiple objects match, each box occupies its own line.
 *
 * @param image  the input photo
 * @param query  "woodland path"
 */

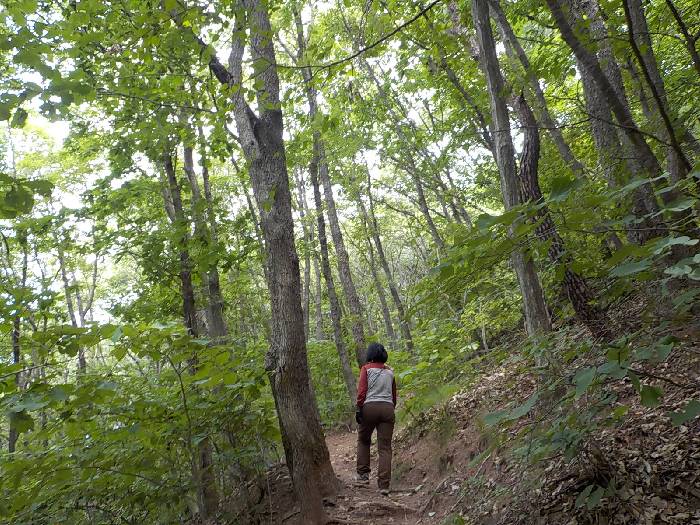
xmin=322 ymin=431 xmax=428 ymax=525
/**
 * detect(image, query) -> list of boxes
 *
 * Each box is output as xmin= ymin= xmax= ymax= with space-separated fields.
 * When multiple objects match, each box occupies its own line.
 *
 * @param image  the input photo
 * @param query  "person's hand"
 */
xmin=355 ymin=408 xmax=363 ymax=425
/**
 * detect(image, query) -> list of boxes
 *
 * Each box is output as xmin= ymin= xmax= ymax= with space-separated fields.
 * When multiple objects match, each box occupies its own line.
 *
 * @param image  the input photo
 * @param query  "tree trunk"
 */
xmin=431 ymin=49 xmax=494 ymax=151
xmin=8 ymin=232 xmax=28 ymax=453
xmin=361 ymin=170 xmax=415 ymax=352
xmin=623 ymin=0 xmax=694 ymax=181
xmin=294 ymin=170 xmax=312 ymax=341
xmin=309 ymin=145 xmax=357 ymax=404
xmin=56 ymin=239 xmax=86 ymax=372
xmin=197 ymin=1 xmax=337 ymax=519
xmin=198 ymin=134 xmax=229 ymax=342
xmin=8 ymin=314 xmax=21 ymax=453
xmin=488 ymin=0 xmax=586 ymax=178
xmin=515 ymin=95 xmax=608 ymax=334
xmin=472 ymin=0 xmax=552 ymax=337
xmin=319 ymin=148 xmax=367 ymax=365
xmin=294 ymin=10 xmax=366 ymax=365
xmin=664 ymin=0 xmax=700 ymax=78
xmin=295 ymin=168 xmax=325 ymax=341
xmin=293 ymin=6 xmax=359 ymax=387
xmin=354 ymin=52 xmax=446 ymax=253
xmin=365 ymin=219 xmax=397 ymax=344
xmin=163 ymin=150 xmax=219 ymax=518
xmin=551 ymin=0 xmax=668 ymax=244
xmin=444 ymin=167 xmax=473 ymax=227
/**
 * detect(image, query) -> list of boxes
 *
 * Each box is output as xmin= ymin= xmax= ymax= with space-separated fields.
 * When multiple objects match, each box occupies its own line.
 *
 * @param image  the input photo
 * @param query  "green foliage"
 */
xmin=0 ymin=323 xmax=278 ymax=523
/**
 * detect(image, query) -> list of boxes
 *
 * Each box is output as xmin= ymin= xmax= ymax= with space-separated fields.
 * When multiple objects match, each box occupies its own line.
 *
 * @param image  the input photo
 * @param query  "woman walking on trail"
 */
xmin=355 ymin=342 xmax=397 ymax=495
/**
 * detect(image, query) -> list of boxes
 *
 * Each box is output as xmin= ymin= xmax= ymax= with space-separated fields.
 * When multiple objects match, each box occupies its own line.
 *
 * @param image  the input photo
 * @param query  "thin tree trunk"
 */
xmin=163 ymin=150 xmax=219 ymax=518
xmin=472 ymin=0 xmax=552 ymax=337
xmin=353 ymin=50 xmax=446 ymax=253
xmin=550 ymin=0 xmax=669 ymax=243
xmin=198 ymin=133 xmax=229 ymax=341
xmin=294 ymin=9 xmax=366 ymax=365
xmin=56 ymin=239 xmax=85 ymax=371
xmin=431 ymin=49 xmax=494 ymax=151
xmin=8 ymin=232 xmax=28 ymax=453
xmin=548 ymin=0 xmax=661 ymax=180
xmin=623 ymin=0 xmax=693 ymax=181
xmin=663 ymin=0 xmax=700 ymax=78
xmin=293 ymin=6 xmax=359 ymax=388
xmin=360 ymin=170 xmax=415 ymax=352
xmin=445 ymin=167 xmax=473 ymax=227
xmin=309 ymin=146 xmax=357 ymax=404
xmin=294 ymin=169 xmax=312 ymax=341
xmin=319 ymin=149 xmax=367 ymax=365
xmin=488 ymin=0 xmax=586 ymax=178
xmin=365 ymin=219 xmax=397 ymax=344
xmin=295 ymin=166 xmax=325 ymax=341
xmin=515 ymin=95 xmax=608 ymax=334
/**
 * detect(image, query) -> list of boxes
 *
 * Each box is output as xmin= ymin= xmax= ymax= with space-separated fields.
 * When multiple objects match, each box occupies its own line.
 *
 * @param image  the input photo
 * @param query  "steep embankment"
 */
xmin=317 ymin=320 xmax=699 ymax=524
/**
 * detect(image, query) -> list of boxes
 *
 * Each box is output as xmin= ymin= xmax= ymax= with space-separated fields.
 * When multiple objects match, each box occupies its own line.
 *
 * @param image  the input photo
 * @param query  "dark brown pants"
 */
xmin=357 ymin=402 xmax=395 ymax=489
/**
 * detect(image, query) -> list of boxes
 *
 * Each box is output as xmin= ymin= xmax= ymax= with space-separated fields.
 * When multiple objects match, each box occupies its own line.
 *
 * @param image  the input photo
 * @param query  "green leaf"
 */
xmin=664 ymin=263 xmax=692 ymax=277
xmin=9 ymin=410 xmax=35 ymax=434
xmin=652 ymin=235 xmax=698 ymax=254
xmin=611 ymin=259 xmax=652 ymax=277
xmin=3 ymin=185 xmax=34 ymax=215
xmin=111 ymin=325 xmax=123 ymax=342
xmin=483 ymin=409 xmax=508 ymax=426
xmin=10 ymin=108 xmax=28 ymax=128
xmin=661 ymin=197 xmax=695 ymax=212
xmin=13 ymin=47 xmax=42 ymax=69
xmin=640 ymin=385 xmax=663 ymax=407
xmin=587 ymin=485 xmax=605 ymax=509
xmin=548 ymin=176 xmax=581 ymax=202
xmin=574 ymin=367 xmax=595 ymax=399
xmin=669 ymin=400 xmax=700 ymax=426
xmin=0 ymin=102 xmax=11 ymax=121
xmin=508 ymin=391 xmax=539 ymax=419
xmin=28 ymin=179 xmax=53 ymax=197
xmin=575 ymin=484 xmax=594 ymax=508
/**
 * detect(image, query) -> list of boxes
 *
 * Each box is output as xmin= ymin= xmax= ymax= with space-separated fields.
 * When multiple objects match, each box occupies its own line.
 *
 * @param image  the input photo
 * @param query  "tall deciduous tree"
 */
xmin=471 ymin=0 xmax=552 ymax=337
xmin=187 ymin=1 xmax=337 ymax=520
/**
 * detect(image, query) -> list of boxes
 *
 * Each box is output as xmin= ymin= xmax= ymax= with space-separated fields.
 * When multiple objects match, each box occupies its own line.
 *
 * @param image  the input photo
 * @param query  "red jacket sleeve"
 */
xmin=392 ymin=376 xmax=397 ymax=406
xmin=356 ymin=365 xmax=368 ymax=407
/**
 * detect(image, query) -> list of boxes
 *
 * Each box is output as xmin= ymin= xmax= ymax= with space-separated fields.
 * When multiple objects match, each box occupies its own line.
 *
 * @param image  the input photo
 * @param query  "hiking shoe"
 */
xmin=379 ymin=488 xmax=390 ymax=496
xmin=354 ymin=473 xmax=369 ymax=484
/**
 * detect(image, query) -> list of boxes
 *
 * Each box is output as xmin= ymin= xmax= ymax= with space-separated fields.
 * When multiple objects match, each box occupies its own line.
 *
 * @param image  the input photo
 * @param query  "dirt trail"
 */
xmin=323 ymin=431 xmax=426 ymax=525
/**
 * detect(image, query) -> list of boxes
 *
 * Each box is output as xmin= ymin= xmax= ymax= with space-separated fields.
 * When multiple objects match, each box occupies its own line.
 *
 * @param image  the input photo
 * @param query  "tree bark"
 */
xmin=309 ymin=145 xmax=357 ymax=404
xmin=550 ymin=0 xmax=669 ymax=243
xmin=472 ymin=0 xmax=552 ymax=337
xmin=623 ymin=0 xmax=694 ymax=181
xmin=488 ymin=0 xmax=586 ymax=178
xmin=431 ymin=50 xmax=494 ymax=151
xmin=55 ymin=237 xmax=86 ymax=372
xmin=515 ymin=94 xmax=608 ymax=334
xmin=197 ymin=133 xmax=229 ymax=342
xmin=664 ymin=0 xmax=700 ymax=78
xmin=354 ymin=52 xmax=446 ymax=253
xmin=8 ymin=231 xmax=28 ymax=453
xmin=295 ymin=167 xmax=325 ymax=341
xmin=363 ymin=215 xmax=397 ymax=344
xmin=194 ymin=1 xmax=337 ymax=520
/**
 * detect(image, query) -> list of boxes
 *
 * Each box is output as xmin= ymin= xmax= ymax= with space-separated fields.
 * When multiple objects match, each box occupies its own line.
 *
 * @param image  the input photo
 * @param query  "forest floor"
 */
xmin=247 ymin=301 xmax=700 ymax=525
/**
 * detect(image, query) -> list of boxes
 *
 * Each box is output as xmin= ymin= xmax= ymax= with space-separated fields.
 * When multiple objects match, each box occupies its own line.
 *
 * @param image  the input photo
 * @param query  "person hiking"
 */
xmin=355 ymin=342 xmax=397 ymax=495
